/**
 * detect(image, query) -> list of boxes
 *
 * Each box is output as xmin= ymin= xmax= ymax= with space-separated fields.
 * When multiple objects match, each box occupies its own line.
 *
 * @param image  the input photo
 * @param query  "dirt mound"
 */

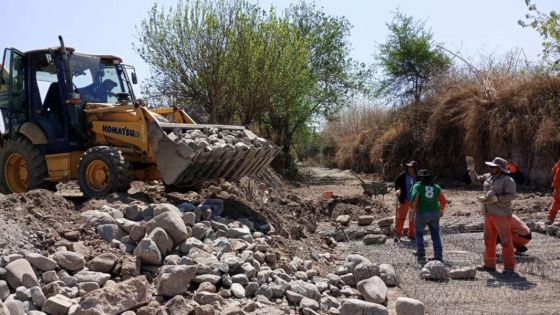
xmin=0 ymin=189 xmax=78 ymax=252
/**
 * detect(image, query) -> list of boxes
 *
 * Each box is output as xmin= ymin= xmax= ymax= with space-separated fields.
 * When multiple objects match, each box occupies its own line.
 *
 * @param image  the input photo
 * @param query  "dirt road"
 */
xmin=291 ymin=167 xmax=560 ymax=315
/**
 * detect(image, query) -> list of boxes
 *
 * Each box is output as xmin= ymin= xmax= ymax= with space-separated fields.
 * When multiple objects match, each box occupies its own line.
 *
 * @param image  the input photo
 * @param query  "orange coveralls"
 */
xmin=510 ymin=215 xmax=531 ymax=249
xmin=548 ymin=160 xmax=560 ymax=221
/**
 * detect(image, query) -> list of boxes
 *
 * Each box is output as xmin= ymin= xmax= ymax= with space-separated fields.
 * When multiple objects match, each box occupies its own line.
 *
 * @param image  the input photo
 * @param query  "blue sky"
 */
xmin=0 ymin=0 xmax=557 ymax=94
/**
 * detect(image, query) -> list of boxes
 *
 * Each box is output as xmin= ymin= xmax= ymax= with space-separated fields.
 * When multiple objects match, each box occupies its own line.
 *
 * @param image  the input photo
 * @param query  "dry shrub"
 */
xmin=322 ymin=54 xmax=560 ymax=187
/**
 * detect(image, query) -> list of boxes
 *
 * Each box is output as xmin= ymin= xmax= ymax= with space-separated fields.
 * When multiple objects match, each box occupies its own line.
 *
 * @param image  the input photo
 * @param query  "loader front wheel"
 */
xmin=0 ymin=136 xmax=51 ymax=194
xmin=78 ymin=146 xmax=131 ymax=198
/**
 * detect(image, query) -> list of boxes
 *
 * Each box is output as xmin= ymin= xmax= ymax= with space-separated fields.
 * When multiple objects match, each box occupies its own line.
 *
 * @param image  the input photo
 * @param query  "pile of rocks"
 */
xmin=331 ymin=215 xmax=392 ymax=245
xmin=169 ymin=127 xmax=273 ymax=153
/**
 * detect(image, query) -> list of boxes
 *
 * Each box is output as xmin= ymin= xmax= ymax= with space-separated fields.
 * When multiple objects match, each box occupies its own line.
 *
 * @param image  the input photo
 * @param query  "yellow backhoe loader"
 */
xmin=0 ymin=37 xmax=279 ymax=197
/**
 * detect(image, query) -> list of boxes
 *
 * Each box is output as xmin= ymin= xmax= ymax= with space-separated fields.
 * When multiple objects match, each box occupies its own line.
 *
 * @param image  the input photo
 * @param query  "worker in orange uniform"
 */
xmin=467 ymin=156 xmax=517 ymax=275
xmin=497 ymin=214 xmax=531 ymax=254
xmin=394 ymin=161 xmax=417 ymax=241
xmin=547 ymin=159 xmax=560 ymax=225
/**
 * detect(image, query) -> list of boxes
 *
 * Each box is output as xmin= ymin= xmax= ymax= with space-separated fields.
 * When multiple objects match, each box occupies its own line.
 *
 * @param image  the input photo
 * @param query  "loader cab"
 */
xmin=0 ymin=47 xmax=137 ymax=154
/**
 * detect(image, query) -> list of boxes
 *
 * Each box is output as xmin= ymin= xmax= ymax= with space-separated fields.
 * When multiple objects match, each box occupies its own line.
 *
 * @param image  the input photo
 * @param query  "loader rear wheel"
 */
xmin=78 ymin=146 xmax=131 ymax=198
xmin=0 ymin=136 xmax=51 ymax=194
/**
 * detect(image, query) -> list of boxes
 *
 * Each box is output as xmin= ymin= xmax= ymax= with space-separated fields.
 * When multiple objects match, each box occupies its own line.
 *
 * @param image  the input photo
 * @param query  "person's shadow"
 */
xmin=485 ymin=270 xmax=537 ymax=290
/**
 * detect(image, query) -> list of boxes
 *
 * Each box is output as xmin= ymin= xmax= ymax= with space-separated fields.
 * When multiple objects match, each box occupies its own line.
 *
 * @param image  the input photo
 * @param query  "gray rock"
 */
xmin=156 ymin=265 xmax=197 ymax=296
xmin=228 ymin=226 xmax=252 ymax=240
xmin=285 ymin=290 xmax=304 ymax=305
xmin=300 ymin=297 xmax=319 ymax=310
xmin=164 ymin=255 xmax=181 ymax=266
xmin=86 ymin=253 xmax=119 ymax=274
xmin=124 ymin=204 xmax=144 ymax=221
xmin=5 ymin=259 xmax=38 ymax=289
xmin=0 ymin=281 xmax=9 ymax=301
xmin=230 ymin=283 xmax=245 ymax=298
xmin=41 ymin=281 xmax=64 ymax=299
xmin=321 ymin=295 xmax=341 ymax=310
xmin=379 ymin=264 xmax=398 ymax=286
xmin=193 ymin=291 xmax=224 ymax=305
xmin=129 ymin=223 xmax=146 ymax=243
xmin=354 ymin=263 xmax=380 ymax=283
xmin=221 ymin=252 xmax=243 ymax=271
xmin=344 ymin=255 xmax=372 ymax=273
xmin=245 ymin=282 xmax=259 ymax=297
xmin=192 ymin=223 xmax=209 ymax=240
xmin=340 ymin=298 xmax=388 ymax=315
xmin=145 ymin=212 xmax=191 ymax=246
xmin=30 ymin=286 xmax=46 ymax=307
xmin=363 ymin=234 xmax=387 ymax=245
xmin=133 ymin=238 xmax=162 ymax=265
xmin=153 ymin=203 xmax=181 ymax=217
xmin=165 ymin=295 xmax=194 ymax=315
xmin=240 ymin=262 xmax=257 ymax=278
xmin=340 ymin=273 xmax=356 ymax=287
xmin=335 ymin=215 xmax=350 ymax=226
xmin=52 ymin=251 xmax=85 ymax=272
xmin=289 ymin=280 xmax=321 ymax=301
xmin=97 ymin=224 xmax=126 ymax=242
xmin=196 ymin=282 xmax=216 ymax=293
xmin=41 ymin=294 xmax=75 ymax=315
xmin=449 ymin=267 xmax=477 ymax=280
xmin=148 ymin=227 xmax=174 ymax=256
xmin=231 ymin=274 xmax=249 ymax=286
xmin=357 ymin=276 xmax=387 ymax=304
xmin=325 ymin=273 xmax=340 ymax=286
xmin=188 ymin=248 xmax=219 ymax=266
xmin=193 ymin=274 xmax=221 ymax=284
xmin=81 ymin=210 xmax=116 ymax=226
xmin=420 ymin=261 xmax=448 ymax=281
xmin=255 ymin=285 xmax=273 ymax=299
xmin=74 ymin=271 xmax=111 ymax=286
xmin=0 ymin=300 xmax=9 ymax=315
xmin=15 ymin=286 xmax=30 ymax=301
xmin=358 ymin=215 xmax=375 ymax=226
xmin=178 ymin=237 xmax=204 ymax=254
xmin=182 ymin=212 xmax=197 ymax=227
xmin=4 ymin=296 xmax=24 ymax=315
xmin=78 ymin=282 xmax=100 ymax=296
xmin=41 ymin=271 xmax=59 ymax=284
xmin=395 ymin=297 xmax=425 ymax=315
xmin=24 ymin=253 xmax=57 ymax=272
xmin=75 ymin=276 xmax=151 ymax=314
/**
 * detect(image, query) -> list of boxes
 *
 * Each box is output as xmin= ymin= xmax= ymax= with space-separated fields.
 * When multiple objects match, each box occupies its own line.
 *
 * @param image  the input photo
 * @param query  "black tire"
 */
xmin=0 ymin=136 xmax=52 ymax=194
xmin=77 ymin=146 xmax=131 ymax=198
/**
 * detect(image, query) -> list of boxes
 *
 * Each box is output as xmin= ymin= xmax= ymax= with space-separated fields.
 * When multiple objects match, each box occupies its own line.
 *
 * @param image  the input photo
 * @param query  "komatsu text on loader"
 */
xmin=0 ymin=37 xmax=279 ymax=197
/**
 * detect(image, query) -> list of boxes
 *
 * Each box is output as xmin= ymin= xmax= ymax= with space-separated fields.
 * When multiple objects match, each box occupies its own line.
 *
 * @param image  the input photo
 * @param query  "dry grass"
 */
xmin=321 ymin=56 xmax=560 ymax=186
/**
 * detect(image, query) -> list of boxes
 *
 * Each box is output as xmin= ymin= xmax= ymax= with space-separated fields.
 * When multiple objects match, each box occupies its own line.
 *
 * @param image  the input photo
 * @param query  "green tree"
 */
xmin=519 ymin=0 xmax=560 ymax=69
xmin=375 ymin=11 xmax=450 ymax=104
xmin=136 ymin=0 xmax=357 ymax=172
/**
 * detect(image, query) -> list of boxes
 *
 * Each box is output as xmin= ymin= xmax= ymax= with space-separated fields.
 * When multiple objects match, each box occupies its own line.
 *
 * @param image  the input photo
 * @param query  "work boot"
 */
xmin=476 ymin=266 xmax=496 ymax=272
xmin=515 ymin=246 xmax=528 ymax=254
xmin=545 ymin=219 xmax=554 ymax=225
xmin=502 ymin=269 xmax=516 ymax=276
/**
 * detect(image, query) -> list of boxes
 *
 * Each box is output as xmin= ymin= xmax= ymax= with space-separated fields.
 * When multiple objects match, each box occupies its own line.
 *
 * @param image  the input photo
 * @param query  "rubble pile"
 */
xmin=170 ymin=128 xmax=273 ymax=153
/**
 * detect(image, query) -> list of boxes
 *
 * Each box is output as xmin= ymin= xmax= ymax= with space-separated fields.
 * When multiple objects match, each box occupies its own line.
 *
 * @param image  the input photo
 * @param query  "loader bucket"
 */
xmin=148 ymin=122 xmax=281 ymax=188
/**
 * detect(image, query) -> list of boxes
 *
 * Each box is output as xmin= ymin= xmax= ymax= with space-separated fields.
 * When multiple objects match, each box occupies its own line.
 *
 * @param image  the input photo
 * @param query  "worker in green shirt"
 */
xmin=410 ymin=170 xmax=447 ymax=264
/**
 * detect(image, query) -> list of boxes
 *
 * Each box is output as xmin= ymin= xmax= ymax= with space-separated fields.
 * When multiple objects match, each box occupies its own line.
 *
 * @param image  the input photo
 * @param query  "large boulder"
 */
xmin=420 ymin=261 xmax=448 ymax=281
xmin=340 ymin=299 xmax=388 ymax=315
xmin=86 ymin=253 xmax=119 ymax=274
xmin=156 ymin=265 xmax=197 ymax=297
xmin=75 ymin=276 xmax=151 ymax=314
xmin=395 ymin=297 xmax=425 ymax=315
xmin=5 ymin=259 xmax=38 ymax=289
xmin=81 ymin=210 xmax=116 ymax=226
xmin=188 ymin=248 xmax=219 ymax=266
xmin=53 ymin=251 xmax=85 ymax=272
xmin=133 ymin=238 xmax=162 ymax=265
xmin=153 ymin=203 xmax=181 ymax=217
xmin=24 ymin=253 xmax=57 ymax=272
xmin=145 ymin=212 xmax=191 ymax=246
xmin=356 ymin=276 xmax=387 ymax=304
xmin=354 ymin=263 xmax=380 ymax=283
xmin=165 ymin=296 xmax=194 ymax=315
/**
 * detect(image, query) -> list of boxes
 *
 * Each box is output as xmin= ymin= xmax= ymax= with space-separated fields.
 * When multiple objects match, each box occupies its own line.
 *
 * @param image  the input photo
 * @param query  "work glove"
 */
xmin=466 ymin=156 xmax=476 ymax=171
xmin=395 ymin=190 xmax=401 ymax=198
